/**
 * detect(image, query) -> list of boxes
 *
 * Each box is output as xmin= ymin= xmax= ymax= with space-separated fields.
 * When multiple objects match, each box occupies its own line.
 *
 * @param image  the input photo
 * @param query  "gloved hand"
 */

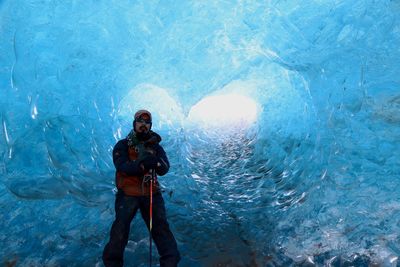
xmin=140 ymin=155 xmax=159 ymax=171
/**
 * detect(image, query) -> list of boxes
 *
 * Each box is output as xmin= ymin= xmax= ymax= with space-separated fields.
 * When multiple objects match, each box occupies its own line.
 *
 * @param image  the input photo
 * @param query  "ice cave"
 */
xmin=0 ymin=1 xmax=399 ymax=266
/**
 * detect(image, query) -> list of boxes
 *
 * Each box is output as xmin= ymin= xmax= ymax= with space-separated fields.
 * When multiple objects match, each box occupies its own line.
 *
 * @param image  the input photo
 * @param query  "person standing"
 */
xmin=103 ymin=110 xmax=180 ymax=267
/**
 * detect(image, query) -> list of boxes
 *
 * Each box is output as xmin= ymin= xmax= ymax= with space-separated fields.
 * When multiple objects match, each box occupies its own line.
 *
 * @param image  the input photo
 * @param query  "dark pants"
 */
xmin=102 ymin=190 xmax=180 ymax=267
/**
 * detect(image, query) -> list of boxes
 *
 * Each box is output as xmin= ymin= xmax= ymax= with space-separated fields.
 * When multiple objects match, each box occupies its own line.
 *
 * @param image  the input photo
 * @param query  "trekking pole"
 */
xmin=149 ymin=168 xmax=155 ymax=267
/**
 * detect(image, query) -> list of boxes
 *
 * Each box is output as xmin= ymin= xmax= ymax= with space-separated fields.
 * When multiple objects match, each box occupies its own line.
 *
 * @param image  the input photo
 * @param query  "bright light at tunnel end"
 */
xmin=187 ymin=94 xmax=259 ymax=130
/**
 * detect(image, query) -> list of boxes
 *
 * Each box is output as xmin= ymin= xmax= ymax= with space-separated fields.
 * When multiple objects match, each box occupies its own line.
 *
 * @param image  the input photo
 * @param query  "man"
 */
xmin=102 ymin=110 xmax=180 ymax=267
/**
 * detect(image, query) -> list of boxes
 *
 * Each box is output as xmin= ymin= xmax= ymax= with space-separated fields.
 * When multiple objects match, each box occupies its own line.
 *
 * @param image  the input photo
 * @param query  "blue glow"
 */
xmin=0 ymin=1 xmax=399 ymax=266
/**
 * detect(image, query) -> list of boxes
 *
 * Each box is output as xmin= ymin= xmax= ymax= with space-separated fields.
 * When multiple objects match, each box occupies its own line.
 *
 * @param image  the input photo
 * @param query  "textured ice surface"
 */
xmin=1 ymin=0 xmax=400 ymax=266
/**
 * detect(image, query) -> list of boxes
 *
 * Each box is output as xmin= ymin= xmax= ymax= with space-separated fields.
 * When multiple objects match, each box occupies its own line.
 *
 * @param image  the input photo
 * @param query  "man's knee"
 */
xmin=114 ymin=217 xmax=130 ymax=230
xmin=108 ymin=219 xmax=132 ymax=248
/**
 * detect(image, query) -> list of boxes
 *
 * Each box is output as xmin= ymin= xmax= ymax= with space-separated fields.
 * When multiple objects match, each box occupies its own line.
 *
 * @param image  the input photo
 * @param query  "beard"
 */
xmin=139 ymin=125 xmax=148 ymax=131
xmin=135 ymin=124 xmax=151 ymax=140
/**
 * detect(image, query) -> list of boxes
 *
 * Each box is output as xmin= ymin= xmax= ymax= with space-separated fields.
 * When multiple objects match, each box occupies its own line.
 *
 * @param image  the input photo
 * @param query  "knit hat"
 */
xmin=134 ymin=109 xmax=152 ymax=121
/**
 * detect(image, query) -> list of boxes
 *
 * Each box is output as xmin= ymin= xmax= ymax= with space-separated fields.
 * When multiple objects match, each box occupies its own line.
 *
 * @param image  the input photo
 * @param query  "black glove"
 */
xmin=141 ymin=155 xmax=159 ymax=170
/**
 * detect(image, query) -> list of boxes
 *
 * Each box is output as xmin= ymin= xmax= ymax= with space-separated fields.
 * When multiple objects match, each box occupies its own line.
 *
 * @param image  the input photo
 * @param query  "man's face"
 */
xmin=134 ymin=114 xmax=151 ymax=133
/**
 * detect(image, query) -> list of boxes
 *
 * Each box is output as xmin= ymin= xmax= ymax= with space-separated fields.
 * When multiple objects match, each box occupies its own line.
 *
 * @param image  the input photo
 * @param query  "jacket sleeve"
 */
xmin=155 ymin=145 xmax=170 ymax=176
xmin=113 ymin=140 xmax=143 ymax=176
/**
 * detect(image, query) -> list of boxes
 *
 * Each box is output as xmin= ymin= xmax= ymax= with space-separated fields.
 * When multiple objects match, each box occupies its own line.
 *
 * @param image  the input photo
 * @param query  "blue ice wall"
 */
xmin=1 ymin=0 xmax=400 ymax=266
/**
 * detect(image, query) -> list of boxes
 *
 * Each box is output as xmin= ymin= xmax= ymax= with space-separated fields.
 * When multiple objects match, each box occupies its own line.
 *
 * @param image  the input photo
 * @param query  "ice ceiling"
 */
xmin=0 ymin=0 xmax=400 ymax=266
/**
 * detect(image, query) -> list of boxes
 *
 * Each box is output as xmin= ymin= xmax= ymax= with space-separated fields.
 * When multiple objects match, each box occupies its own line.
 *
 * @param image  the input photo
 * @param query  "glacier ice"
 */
xmin=0 ymin=0 xmax=400 ymax=266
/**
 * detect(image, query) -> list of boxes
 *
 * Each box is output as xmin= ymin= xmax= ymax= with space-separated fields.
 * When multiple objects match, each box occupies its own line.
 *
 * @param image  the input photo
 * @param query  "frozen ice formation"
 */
xmin=0 ymin=1 xmax=399 ymax=266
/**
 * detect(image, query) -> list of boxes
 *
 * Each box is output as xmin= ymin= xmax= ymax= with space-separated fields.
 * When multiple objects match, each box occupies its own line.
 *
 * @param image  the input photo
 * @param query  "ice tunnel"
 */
xmin=1 ymin=0 xmax=400 ymax=266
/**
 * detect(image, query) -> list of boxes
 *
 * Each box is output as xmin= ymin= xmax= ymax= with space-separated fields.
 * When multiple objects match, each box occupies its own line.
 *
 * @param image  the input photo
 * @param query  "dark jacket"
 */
xmin=112 ymin=131 xmax=170 ymax=196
